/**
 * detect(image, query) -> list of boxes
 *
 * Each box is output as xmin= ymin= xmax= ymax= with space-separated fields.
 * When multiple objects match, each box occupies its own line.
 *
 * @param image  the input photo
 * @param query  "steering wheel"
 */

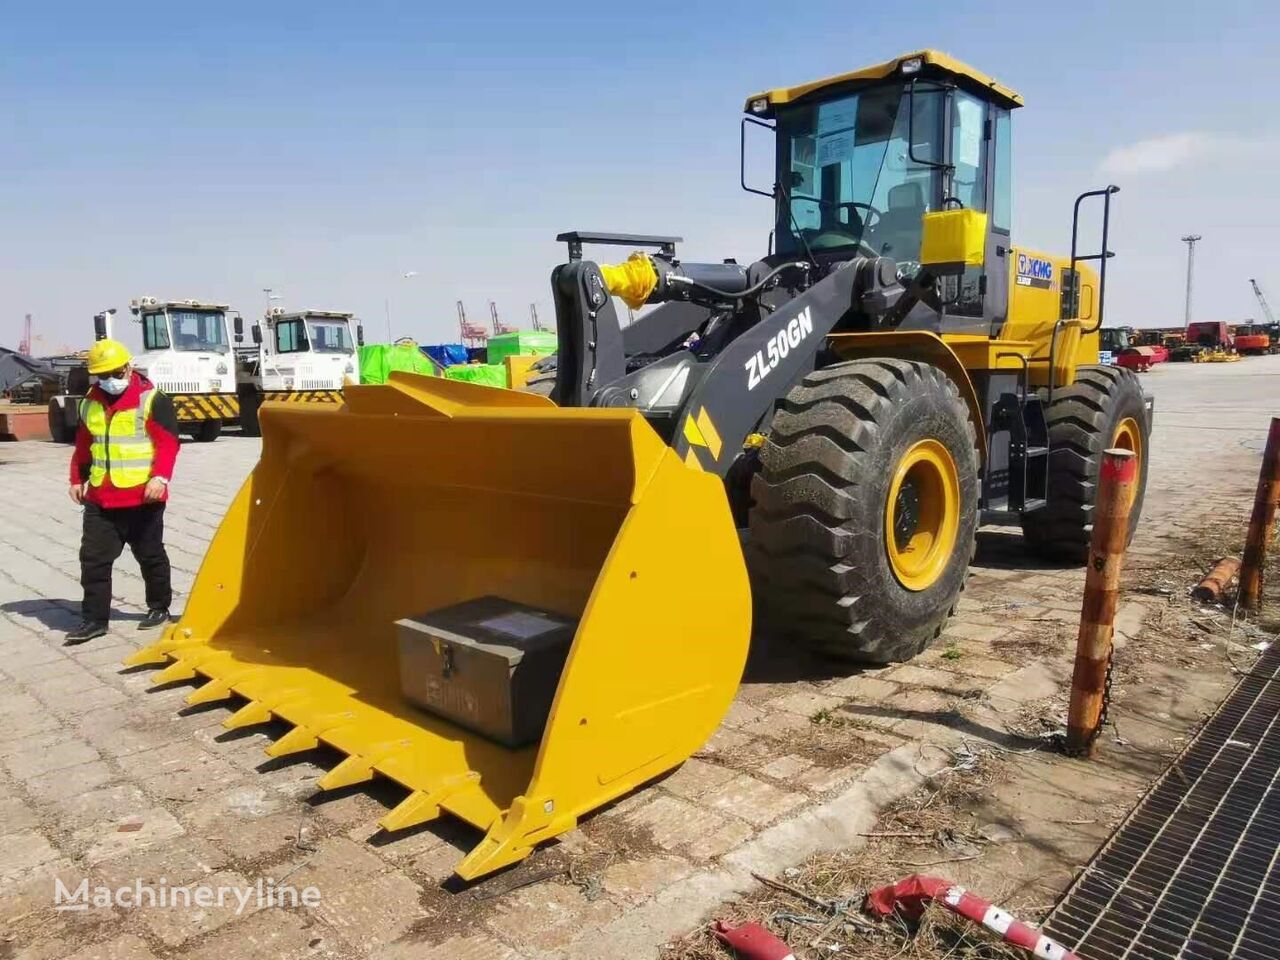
xmin=795 ymin=200 xmax=884 ymax=255
xmin=837 ymin=201 xmax=883 ymax=229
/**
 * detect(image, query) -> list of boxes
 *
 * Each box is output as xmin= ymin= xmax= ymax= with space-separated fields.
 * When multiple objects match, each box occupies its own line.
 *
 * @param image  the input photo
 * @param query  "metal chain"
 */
xmin=1087 ymin=648 xmax=1116 ymax=750
xmin=1058 ymin=647 xmax=1115 ymax=757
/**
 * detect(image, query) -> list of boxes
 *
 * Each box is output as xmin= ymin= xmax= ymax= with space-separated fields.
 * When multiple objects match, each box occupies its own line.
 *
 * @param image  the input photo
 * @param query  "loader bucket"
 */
xmin=127 ymin=372 xmax=750 ymax=879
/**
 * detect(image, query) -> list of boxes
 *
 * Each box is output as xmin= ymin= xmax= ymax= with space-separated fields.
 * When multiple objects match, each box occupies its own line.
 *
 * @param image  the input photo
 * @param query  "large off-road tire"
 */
xmin=747 ymin=359 xmax=980 ymax=664
xmin=1021 ymin=365 xmax=1149 ymax=562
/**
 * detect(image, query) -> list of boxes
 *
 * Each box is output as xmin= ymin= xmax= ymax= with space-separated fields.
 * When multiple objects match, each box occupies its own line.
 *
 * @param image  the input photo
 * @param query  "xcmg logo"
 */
xmin=1015 ymin=254 xmax=1055 ymax=289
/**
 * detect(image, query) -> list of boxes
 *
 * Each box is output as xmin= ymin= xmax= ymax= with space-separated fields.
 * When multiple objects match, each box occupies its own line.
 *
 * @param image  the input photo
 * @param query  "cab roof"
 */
xmin=271 ymin=310 xmax=355 ymax=321
xmin=744 ymin=49 xmax=1023 ymax=117
xmin=135 ymin=299 xmax=230 ymax=313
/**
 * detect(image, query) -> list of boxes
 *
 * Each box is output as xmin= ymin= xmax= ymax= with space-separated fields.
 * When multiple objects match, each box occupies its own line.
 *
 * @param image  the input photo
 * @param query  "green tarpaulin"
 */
xmin=444 ymin=363 xmax=507 ymax=387
xmin=358 ymin=343 xmax=437 ymax=385
xmin=486 ymin=330 xmax=558 ymax=365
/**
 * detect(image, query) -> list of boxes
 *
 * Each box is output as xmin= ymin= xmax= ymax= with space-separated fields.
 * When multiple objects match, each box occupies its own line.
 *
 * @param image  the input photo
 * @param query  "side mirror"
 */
xmin=93 ymin=313 xmax=108 ymax=341
xmin=233 ymin=314 xmax=244 ymax=343
xmin=740 ymin=115 xmax=777 ymax=200
xmin=356 ymin=323 xmax=365 ymax=347
xmin=251 ymin=325 xmax=262 ymax=345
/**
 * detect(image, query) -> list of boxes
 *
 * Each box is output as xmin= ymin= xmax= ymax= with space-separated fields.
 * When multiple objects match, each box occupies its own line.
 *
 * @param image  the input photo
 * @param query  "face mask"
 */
xmin=96 ymin=375 xmax=130 ymax=395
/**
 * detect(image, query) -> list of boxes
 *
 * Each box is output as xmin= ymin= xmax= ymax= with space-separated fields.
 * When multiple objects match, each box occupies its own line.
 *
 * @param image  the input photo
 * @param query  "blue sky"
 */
xmin=4 ymin=0 xmax=1279 ymax=351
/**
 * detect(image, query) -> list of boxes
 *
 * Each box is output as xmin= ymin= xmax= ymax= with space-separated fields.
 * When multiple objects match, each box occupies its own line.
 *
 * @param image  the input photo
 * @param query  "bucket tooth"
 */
xmin=316 ymin=738 xmax=412 ymax=792
xmin=379 ymin=773 xmax=482 ymax=833
xmin=379 ymin=790 xmax=441 ymax=832
xmin=265 ymin=725 xmax=320 ymax=758
xmin=223 ymin=700 xmax=273 ymax=730
xmin=316 ymin=755 xmax=375 ymax=791
xmin=123 ymin=644 xmax=172 ymax=667
xmin=184 ymin=679 xmax=233 ymax=706
xmin=455 ymin=794 xmax=568 ymax=881
xmin=151 ymin=660 xmax=198 ymax=686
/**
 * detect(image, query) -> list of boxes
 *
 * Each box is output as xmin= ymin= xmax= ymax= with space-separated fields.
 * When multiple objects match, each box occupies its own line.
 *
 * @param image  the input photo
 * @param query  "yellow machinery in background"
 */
xmin=133 ymin=50 xmax=1152 ymax=879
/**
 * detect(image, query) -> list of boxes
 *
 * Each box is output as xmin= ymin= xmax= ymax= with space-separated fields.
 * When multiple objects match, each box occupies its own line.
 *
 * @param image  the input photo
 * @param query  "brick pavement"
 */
xmin=2 ymin=357 xmax=1276 ymax=959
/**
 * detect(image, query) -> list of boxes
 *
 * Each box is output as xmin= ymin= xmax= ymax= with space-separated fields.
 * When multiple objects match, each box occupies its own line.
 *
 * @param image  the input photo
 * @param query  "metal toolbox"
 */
xmin=395 ymin=596 xmax=577 ymax=748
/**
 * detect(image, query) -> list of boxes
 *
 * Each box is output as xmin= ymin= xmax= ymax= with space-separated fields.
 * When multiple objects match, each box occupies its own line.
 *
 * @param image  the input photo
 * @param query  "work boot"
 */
xmin=138 ymin=608 xmax=171 ymax=630
xmin=65 ymin=620 xmax=108 ymax=645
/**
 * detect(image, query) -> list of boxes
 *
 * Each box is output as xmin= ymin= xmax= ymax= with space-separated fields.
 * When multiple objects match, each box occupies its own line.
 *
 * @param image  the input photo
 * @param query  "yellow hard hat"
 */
xmin=86 ymin=339 xmax=132 ymax=374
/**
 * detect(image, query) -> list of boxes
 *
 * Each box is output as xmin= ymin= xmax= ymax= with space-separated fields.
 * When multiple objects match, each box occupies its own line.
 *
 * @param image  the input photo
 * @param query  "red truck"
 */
xmin=1186 ymin=321 xmax=1233 ymax=351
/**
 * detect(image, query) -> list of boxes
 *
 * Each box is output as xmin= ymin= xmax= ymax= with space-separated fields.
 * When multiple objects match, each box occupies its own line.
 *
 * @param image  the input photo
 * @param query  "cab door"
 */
xmin=942 ymin=90 xmax=991 ymax=335
xmin=985 ymin=107 xmax=1013 ymax=337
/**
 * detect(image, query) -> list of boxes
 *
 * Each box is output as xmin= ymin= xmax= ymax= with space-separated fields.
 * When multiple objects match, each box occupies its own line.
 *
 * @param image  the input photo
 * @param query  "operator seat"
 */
xmin=869 ymin=182 xmax=927 ymax=261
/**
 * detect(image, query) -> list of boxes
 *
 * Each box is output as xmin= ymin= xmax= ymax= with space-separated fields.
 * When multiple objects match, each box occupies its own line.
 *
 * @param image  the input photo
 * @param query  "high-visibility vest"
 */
xmin=80 ymin=389 xmax=157 ymax=489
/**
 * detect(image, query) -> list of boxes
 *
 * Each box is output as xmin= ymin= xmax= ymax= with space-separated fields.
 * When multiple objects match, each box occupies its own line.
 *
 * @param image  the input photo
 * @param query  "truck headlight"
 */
xmin=344 ymin=362 xmax=354 ymax=374
xmin=216 ymin=362 xmax=228 ymax=375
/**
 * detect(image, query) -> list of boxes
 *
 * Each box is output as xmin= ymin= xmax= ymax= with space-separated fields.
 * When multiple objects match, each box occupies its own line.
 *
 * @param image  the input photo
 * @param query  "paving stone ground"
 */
xmin=2 ymin=357 xmax=1276 ymax=959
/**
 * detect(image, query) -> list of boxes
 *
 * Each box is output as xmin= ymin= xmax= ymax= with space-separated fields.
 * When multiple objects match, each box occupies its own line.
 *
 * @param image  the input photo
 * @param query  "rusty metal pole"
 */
xmin=1240 ymin=417 xmax=1280 ymax=610
xmin=1067 ymin=449 xmax=1137 ymax=757
xmin=1192 ymin=557 xmax=1241 ymax=603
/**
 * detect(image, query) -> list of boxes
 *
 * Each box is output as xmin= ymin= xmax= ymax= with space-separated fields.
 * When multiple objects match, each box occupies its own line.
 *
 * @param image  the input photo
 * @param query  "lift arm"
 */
xmin=550 ymin=250 xmax=905 ymax=476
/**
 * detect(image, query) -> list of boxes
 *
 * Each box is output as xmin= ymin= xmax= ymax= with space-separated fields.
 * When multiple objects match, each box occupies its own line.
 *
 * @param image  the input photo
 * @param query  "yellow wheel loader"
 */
xmin=130 ymin=49 xmax=1151 ymax=879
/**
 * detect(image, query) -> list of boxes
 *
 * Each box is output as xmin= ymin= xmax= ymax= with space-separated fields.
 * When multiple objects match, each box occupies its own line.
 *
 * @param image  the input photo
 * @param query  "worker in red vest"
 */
xmin=66 ymin=339 xmax=180 ymax=644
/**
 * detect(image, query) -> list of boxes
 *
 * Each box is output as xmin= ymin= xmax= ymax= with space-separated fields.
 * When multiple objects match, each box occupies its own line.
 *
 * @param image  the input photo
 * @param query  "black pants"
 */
xmin=80 ymin=502 xmax=172 ymax=623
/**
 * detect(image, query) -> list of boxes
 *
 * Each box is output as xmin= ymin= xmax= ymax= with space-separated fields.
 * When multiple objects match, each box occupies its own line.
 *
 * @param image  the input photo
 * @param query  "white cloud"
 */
xmin=1098 ymin=132 xmax=1216 ymax=176
xmin=1098 ymin=131 xmax=1276 ymax=176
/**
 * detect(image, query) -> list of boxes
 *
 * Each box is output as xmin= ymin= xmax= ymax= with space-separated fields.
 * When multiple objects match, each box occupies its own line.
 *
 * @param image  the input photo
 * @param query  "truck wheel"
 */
xmin=47 ymin=397 xmax=73 ymax=444
xmin=194 ymin=420 xmax=222 ymax=443
xmin=1022 ymin=365 xmax=1149 ymax=562
xmin=238 ymin=390 xmax=262 ymax=437
xmin=747 ymin=359 xmax=979 ymax=664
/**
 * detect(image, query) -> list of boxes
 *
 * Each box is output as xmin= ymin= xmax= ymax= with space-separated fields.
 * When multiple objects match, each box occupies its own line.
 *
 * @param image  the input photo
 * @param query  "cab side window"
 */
xmin=142 ymin=313 xmax=170 ymax=350
xmin=992 ymin=108 xmax=1012 ymax=233
xmin=275 ymin=319 xmax=308 ymax=353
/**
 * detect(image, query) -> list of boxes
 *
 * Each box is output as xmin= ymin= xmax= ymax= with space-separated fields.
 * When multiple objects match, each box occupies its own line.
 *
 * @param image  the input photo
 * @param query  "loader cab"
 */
xmin=747 ymin=51 xmax=1020 ymax=335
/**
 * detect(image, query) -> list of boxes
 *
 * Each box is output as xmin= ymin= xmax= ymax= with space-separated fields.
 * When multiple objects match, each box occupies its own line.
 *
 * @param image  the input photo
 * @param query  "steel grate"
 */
xmin=1045 ymin=642 xmax=1280 ymax=959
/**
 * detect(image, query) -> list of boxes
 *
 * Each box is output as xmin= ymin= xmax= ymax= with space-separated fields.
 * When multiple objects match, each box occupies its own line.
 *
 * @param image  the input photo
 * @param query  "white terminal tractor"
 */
xmin=234 ymin=308 xmax=363 ymax=437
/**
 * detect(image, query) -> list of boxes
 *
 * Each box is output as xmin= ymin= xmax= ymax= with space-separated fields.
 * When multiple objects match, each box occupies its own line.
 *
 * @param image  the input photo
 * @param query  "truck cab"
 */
xmin=235 ymin=309 xmax=363 ymax=436
xmin=128 ymin=297 xmax=242 ymax=441
xmin=1099 ymin=326 xmax=1131 ymax=364
xmin=1186 ymin=321 xmax=1233 ymax=351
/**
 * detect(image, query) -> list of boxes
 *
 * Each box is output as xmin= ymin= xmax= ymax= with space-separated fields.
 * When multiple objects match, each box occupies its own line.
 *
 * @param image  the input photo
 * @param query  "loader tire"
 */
xmin=1021 ymin=365 xmax=1148 ymax=562
xmin=747 ymin=359 xmax=979 ymax=665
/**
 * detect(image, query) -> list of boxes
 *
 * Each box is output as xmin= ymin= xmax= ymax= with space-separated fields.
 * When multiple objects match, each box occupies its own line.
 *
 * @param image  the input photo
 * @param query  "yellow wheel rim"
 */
xmin=884 ymin=439 xmax=961 ymax=592
xmin=1112 ymin=416 xmax=1143 ymax=508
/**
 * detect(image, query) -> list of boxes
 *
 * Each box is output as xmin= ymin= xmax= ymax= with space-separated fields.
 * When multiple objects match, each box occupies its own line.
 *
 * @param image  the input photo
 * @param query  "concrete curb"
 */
xmin=557 ymin=741 xmax=954 ymax=960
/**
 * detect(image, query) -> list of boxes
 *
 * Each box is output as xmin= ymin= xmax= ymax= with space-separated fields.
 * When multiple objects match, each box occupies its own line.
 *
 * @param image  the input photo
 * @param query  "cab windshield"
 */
xmin=140 ymin=309 xmax=229 ymax=352
xmin=170 ymin=310 xmax=229 ymax=352
xmin=1100 ymin=328 xmax=1131 ymax=352
xmin=774 ymin=83 xmax=941 ymax=265
xmin=307 ymin=320 xmax=354 ymax=353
